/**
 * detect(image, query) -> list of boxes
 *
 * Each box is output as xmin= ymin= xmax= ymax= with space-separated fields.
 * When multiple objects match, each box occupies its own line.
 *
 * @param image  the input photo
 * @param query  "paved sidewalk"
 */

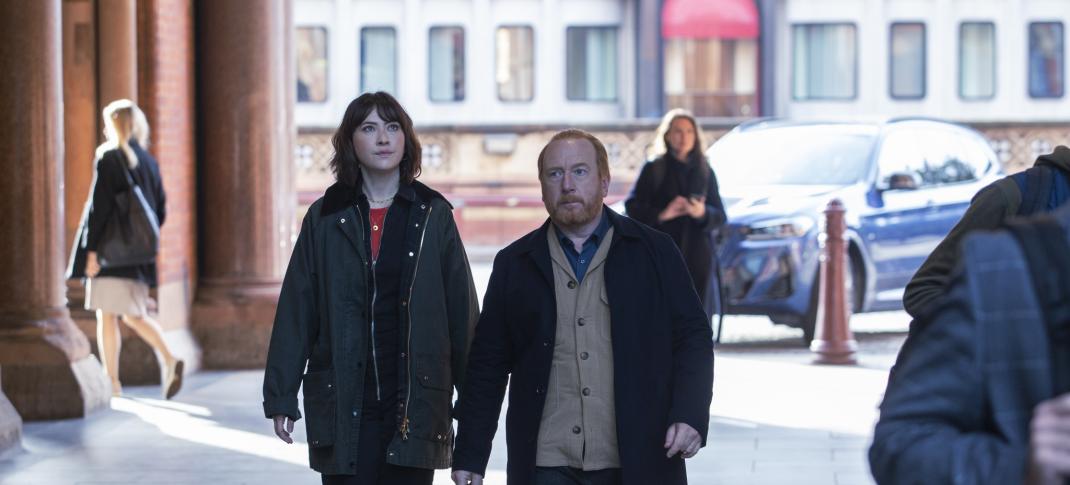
xmin=0 ymin=323 xmax=905 ymax=485
xmin=1 ymin=261 xmax=909 ymax=484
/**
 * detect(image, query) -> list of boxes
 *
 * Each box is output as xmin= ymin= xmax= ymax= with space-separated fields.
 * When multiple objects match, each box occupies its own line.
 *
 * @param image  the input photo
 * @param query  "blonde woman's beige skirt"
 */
xmin=85 ymin=277 xmax=149 ymax=317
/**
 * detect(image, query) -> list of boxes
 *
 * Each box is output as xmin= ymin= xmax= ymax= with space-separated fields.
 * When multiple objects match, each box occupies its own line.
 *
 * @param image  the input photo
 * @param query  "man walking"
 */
xmin=451 ymin=130 xmax=714 ymax=485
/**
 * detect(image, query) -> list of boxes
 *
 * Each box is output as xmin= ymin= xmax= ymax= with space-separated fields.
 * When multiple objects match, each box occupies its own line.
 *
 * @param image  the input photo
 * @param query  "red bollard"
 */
xmin=811 ymin=199 xmax=858 ymax=365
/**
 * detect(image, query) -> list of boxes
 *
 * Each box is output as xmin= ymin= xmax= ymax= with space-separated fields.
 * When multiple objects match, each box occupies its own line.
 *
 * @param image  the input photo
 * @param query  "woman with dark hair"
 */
xmin=263 ymin=92 xmax=479 ymax=485
xmin=625 ymin=109 xmax=727 ymax=315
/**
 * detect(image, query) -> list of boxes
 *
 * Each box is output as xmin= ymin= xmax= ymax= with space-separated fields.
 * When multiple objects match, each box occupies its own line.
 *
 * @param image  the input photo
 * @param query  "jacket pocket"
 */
xmin=415 ymin=354 xmax=451 ymax=392
xmin=301 ymin=370 xmax=336 ymax=448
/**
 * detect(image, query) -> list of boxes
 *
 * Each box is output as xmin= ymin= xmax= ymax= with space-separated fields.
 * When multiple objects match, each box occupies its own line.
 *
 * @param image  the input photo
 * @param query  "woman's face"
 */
xmin=667 ymin=117 xmax=696 ymax=159
xmin=352 ymin=108 xmax=405 ymax=175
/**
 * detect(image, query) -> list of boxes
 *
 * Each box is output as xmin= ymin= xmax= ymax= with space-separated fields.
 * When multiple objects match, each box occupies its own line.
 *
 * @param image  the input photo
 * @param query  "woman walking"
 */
xmin=68 ymin=99 xmax=183 ymax=399
xmin=625 ymin=108 xmax=727 ymax=315
xmin=263 ymin=92 xmax=479 ymax=485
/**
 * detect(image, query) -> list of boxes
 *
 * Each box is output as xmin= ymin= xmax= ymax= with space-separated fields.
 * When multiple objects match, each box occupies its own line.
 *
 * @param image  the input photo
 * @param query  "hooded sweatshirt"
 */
xmin=903 ymin=146 xmax=1070 ymax=318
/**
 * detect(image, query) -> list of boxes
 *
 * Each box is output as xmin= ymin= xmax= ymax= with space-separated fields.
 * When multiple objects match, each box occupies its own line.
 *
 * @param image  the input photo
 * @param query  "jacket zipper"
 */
xmin=357 ymin=206 xmax=383 ymax=401
xmin=400 ymin=206 xmax=432 ymax=440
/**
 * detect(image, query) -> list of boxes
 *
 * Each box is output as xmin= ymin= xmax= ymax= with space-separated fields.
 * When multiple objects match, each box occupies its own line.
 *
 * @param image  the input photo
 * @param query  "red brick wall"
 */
xmin=137 ymin=0 xmax=197 ymax=307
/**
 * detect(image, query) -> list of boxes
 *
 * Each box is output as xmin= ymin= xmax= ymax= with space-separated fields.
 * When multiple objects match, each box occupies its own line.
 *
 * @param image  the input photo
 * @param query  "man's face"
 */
xmin=539 ymin=138 xmax=609 ymax=229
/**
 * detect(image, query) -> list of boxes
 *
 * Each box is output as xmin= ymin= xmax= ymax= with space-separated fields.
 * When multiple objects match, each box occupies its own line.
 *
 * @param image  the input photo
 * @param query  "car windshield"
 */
xmin=708 ymin=126 xmax=878 ymax=186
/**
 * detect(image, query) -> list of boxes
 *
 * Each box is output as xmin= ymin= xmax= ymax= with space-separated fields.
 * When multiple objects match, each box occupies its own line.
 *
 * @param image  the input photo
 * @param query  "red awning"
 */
xmin=662 ymin=0 xmax=759 ymax=40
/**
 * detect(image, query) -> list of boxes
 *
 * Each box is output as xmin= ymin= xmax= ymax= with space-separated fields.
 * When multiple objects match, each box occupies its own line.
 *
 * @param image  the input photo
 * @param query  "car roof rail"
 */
xmin=885 ymin=116 xmax=960 ymax=126
xmin=736 ymin=116 xmax=782 ymax=131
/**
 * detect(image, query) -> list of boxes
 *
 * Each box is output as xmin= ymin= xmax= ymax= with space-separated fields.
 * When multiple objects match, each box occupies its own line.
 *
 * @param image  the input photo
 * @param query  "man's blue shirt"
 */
xmin=554 ymin=210 xmax=610 ymax=283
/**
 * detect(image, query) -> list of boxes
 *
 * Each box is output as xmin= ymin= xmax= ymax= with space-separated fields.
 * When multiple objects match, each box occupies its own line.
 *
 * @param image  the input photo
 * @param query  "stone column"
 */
xmin=193 ymin=0 xmax=295 ymax=368
xmin=96 ymin=0 xmax=138 ymax=107
xmin=0 ymin=0 xmax=110 ymax=420
xmin=0 ymin=369 xmax=22 ymax=453
xmin=636 ymin=0 xmax=664 ymax=118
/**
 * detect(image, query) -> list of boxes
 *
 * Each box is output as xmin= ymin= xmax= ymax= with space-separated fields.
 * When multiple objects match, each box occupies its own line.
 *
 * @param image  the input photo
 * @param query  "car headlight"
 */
xmin=742 ymin=216 xmax=815 ymax=240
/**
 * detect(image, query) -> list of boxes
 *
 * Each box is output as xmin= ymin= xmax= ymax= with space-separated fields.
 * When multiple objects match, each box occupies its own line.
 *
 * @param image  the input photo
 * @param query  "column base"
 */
xmin=0 ymin=313 xmax=111 ymax=421
xmin=192 ymin=281 xmax=280 ymax=369
xmin=68 ymin=280 xmax=202 ymax=385
xmin=0 ymin=375 xmax=22 ymax=453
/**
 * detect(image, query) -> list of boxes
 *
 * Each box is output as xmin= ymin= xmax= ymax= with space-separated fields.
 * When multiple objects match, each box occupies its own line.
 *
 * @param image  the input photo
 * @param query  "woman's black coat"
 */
xmin=67 ymin=142 xmax=167 ymax=287
xmin=624 ymin=154 xmax=726 ymax=302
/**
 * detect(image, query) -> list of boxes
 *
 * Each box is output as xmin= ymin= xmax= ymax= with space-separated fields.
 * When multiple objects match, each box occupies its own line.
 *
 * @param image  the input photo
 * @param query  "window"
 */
xmin=889 ymin=23 xmax=926 ymax=99
xmin=1029 ymin=22 xmax=1064 ymax=98
xmin=566 ymin=26 xmax=618 ymax=102
xmin=296 ymin=27 xmax=328 ymax=103
xmin=496 ymin=26 xmax=534 ymax=101
xmin=959 ymin=22 xmax=996 ymax=99
xmin=664 ymin=38 xmax=757 ymax=116
xmin=429 ymin=26 xmax=465 ymax=102
xmin=792 ymin=24 xmax=857 ymax=100
xmin=878 ymin=128 xmax=980 ymax=189
xmin=361 ymin=27 xmax=396 ymax=94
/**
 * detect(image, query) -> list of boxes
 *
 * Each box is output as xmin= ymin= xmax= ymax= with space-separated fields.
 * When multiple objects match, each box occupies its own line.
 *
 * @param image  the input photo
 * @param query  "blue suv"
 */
xmin=708 ymin=118 xmax=1002 ymax=342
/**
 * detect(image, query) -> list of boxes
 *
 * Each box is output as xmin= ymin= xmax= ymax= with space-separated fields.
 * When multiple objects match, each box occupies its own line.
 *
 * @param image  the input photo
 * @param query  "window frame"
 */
xmin=564 ymin=25 xmax=620 ymax=103
xmin=957 ymin=21 xmax=997 ymax=101
xmin=495 ymin=24 xmax=536 ymax=103
xmin=296 ymin=25 xmax=329 ymax=104
xmin=888 ymin=21 xmax=927 ymax=100
xmin=1028 ymin=21 xmax=1065 ymax=99
xmin=428 ymin=25 xmax=467 ymax=103
xmin=360 ymin=25 xmax=398 ymax=95
xmin=790 ymin=22 xmax=859 ymax=101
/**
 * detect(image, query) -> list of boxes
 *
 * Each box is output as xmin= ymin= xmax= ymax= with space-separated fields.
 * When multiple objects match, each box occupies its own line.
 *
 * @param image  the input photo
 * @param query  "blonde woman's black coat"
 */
xmin=67 ymin=142 xmax=166 ymax=287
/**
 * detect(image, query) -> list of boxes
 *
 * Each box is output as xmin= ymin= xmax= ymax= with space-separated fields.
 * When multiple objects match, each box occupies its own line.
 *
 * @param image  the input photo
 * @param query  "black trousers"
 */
xmin=533 ymin=466 xmax=623 ymax=485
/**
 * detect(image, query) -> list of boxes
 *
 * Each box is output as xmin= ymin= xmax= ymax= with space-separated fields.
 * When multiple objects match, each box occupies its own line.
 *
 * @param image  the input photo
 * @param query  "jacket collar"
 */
xmin=320 ymin=176 xmax=450 ymax=217
xmin=518 ymin=205 xmax=639 ymax=286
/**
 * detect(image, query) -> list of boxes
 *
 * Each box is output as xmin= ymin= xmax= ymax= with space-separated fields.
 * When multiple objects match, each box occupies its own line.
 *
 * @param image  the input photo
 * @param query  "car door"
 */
xmin=858 ymin=125 xmax=973 ymax=302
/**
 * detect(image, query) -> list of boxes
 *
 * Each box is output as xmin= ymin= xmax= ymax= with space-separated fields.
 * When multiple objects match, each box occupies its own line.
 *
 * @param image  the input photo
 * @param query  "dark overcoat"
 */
xmin=453 ymin=207 xmax=714 ymax=485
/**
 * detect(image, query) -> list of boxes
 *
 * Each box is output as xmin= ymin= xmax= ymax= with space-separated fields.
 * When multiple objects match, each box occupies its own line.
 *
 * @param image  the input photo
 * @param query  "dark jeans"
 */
xmin=534 ymin=466 xmax=623 ymax=485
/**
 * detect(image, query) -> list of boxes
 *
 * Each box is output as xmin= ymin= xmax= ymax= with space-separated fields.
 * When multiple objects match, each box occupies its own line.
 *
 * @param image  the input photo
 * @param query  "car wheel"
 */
xmin=801 ymin=254 xmax=860 ymax=345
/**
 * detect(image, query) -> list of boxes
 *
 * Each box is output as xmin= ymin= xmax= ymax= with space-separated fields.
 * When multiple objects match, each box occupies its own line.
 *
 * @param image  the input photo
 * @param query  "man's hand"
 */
xmin=86 ymin=251 xmax=101 ymax=278
xmin=272 ymin=414 xmax=295 ymax=444
xmin=452 ymin=470 xmax=483 ymax=485
xmin=686 ymin=196 xmax=707 ymax=219
xmin=659 ymin=196 xmax=690 ymax=222
xmin=1029 ymin=393 xmax=1070 ymax=484
xmin=664 ymin=422 xmax=702 ymax=459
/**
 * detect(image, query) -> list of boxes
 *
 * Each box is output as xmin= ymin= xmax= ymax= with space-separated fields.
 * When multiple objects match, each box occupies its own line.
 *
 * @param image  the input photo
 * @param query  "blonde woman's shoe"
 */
xmin=163 ymin=359 xmax=184 ymax=400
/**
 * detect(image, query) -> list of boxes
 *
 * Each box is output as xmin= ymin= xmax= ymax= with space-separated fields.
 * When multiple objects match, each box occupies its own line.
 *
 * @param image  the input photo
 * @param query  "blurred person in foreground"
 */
xmin=262 ymin=92 xmax=479 ymax=485
xmin=625 ymin=109 xmax=726 ymax=317
xmin=903 ymin=145 xmax=1070 ymax=318
xmin=451 ymin=129 xmax=713 ymax=485
xmin=871 ymin=202 xmax=1070 ymax=485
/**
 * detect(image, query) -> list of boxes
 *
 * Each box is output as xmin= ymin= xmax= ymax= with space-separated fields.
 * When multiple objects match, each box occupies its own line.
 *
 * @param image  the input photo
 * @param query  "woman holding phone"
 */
xmin=625 ymin=108 xmax=727 ymax=313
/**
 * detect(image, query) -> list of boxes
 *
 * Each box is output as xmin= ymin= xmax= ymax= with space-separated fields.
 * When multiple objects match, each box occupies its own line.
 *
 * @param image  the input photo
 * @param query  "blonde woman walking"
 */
xmin=68 ymin=99 xmax=183 ymax=399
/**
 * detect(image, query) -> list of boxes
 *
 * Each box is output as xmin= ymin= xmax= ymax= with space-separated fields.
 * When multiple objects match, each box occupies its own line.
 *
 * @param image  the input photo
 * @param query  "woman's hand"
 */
xmin=687 ymin=196 xmax=707 ymax=219
xmin=272 ymin=414 xmax=295 ymax=444
xmin=86 ymin=251 xmax=101 ymax=278
xmin=658 ymin=196 xmax=690 ymax=223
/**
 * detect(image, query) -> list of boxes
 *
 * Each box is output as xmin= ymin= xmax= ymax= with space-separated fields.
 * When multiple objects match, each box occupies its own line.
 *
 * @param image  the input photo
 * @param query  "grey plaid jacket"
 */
xmin=869 ymin=204 xmax=1070 ymax=485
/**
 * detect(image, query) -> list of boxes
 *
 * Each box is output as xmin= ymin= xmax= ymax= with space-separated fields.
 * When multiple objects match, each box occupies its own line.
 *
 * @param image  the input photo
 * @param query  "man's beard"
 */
xmin=548 ymin=195 xmax=602 ymax=228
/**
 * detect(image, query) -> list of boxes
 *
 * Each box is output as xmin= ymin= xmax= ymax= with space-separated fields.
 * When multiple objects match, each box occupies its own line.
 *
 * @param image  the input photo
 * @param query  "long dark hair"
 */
xmin=329 ymin=92 xmax=422 ymax=186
